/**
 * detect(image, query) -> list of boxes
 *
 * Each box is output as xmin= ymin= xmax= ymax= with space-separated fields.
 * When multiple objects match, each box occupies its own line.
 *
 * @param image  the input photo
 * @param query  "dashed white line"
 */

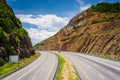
xmin=99 ymin=74 xmax=105 ymax=79
xmin=107 ymin=71 xmax=114 ymax=75
xmin=87 ymin=65 xmax=92 ymax=68
xmin=45 ymin=55 xmax=58 ymax=80
xmin=92 ymin=60 xmax=120 ymax=71
xmin=17 ymin=56 xmax=46 ymax=80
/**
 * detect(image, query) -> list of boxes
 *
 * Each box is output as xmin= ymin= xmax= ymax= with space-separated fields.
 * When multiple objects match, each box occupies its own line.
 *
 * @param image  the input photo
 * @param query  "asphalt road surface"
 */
xmin=61 ymin=51 xmax=120 ymax=80
xmin=2 ymin=51 xmax=58 ymax=80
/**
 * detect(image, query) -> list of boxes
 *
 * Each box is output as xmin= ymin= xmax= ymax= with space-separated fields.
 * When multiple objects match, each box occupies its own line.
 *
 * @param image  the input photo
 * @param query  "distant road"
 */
xmin=2 ymin=51 xmax=58 ymax=80
xmin=61 ymin=51 xmax=120 ymax=80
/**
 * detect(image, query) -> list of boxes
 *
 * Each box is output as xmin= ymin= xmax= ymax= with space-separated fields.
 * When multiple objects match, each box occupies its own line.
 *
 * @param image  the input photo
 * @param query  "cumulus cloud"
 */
xmin=16 ymin=14 xmax=69 ymax=45
xmin=76 ymin=0 xmax=91 ymax=12
xmin=16 ymin=14 xmax=69 ymax=31
xmin=26 ymin=28 xmax=57 ymax=45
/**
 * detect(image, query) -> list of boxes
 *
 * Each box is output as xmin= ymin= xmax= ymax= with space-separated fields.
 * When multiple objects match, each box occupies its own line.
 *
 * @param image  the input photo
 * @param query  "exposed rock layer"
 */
xmin=35 ymin=3 xmax=120 ymax=59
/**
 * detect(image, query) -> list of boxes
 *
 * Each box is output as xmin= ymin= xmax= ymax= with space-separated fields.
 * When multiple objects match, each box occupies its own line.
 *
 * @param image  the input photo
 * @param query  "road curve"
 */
xmin=2 ymin=51 xmax=58 ymax=80
xmin=61 ymin=51 xmax=120 ymax=80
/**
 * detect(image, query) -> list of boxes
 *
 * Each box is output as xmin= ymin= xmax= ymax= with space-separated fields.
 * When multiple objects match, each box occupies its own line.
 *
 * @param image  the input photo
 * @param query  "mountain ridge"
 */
xmin=34 ymin=2 xmax=120 ymax=60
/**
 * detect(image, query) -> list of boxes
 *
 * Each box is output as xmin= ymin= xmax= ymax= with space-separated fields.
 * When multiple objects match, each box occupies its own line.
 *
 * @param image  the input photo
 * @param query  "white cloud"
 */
xmin=76 ymin=0 xmax=91 ymax=12
xmin=76 ymin=0 xmax=84 ymax=5
xmin=16 ymin=14 xmax=69 ymax=31
xmin=80 ymin=4 xmax=91 ymax=11
xmin=16 ymin=14 xmax=70 ymax=45
xmin=26 ymin=28 xmax=57 ymax=45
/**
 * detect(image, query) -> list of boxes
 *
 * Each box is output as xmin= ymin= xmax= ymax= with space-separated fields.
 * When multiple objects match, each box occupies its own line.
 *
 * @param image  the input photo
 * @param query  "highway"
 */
xmin=2 ymin=51 xmax=58 ymax=80
xmin=61 ymin=51 xmax=120 ymax=80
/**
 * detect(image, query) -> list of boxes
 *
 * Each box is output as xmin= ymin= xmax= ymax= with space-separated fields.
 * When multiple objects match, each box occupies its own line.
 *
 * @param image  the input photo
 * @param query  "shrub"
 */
xmin=14 ymin=28 xmax=28 ymax=37
xmin=9 ymin=46 xmax=17 ymax=55
xmin=71 ymin=34 xmax=82 ymax=40
xmin=0 ymin=57 xmax=5 ymax=66
xmin=0 ymin=27 xmax=10 ymax=46
xmin=61 ymin=38 xmax=70 ymax=42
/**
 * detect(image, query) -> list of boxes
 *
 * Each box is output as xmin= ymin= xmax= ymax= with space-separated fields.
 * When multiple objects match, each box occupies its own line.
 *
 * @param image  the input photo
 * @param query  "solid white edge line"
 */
xmin=99 ymin=74 xmax=105 ymax=79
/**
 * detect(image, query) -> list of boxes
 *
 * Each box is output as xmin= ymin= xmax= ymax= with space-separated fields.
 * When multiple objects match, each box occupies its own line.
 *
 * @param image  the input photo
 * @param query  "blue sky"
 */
xmin=6 ymin=0 xmax=120 ymax=45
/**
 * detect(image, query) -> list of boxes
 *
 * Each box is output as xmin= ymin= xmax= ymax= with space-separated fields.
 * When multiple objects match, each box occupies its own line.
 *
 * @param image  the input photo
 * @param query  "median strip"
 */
xmin=55 ymin=53 xmax=79 ymax=80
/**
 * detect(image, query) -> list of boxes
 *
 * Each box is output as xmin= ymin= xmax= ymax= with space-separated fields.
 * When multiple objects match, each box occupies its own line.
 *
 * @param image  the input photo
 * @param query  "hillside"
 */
xmin=34 ymin=2 xmax=120 ymax=60
xmin=0 ymin=0 xmax=35 ymax=66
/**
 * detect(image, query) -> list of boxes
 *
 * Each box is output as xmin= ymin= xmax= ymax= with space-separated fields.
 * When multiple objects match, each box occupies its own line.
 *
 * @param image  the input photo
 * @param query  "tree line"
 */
xmin=87 ymin=2 xmax=120 ymax=13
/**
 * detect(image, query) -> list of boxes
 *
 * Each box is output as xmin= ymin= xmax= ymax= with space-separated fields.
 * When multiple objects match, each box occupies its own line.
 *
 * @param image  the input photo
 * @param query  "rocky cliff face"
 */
xmin=34 ymin=2 xmax=120 ymax=60
xmin=0 ymin=0 xmax=35 ymax=66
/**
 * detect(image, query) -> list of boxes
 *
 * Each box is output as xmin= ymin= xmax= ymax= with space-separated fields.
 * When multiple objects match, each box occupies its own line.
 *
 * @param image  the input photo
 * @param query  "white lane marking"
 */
xmin=32 ymin=76 xmax=36 ymax=80
xmin=45 ymin=54 xmax=57 ymax=80
xmin=107 ymin=71 xmax=114 ymax=75
xmin=3 ymin=53 xmax=44 ymax=80
xmin=17 ymin=55 xmax=46 ymax=80
xmin=17 ymin=63 xmax=40 ymax=80
xmin=77 ymin=53 xmax=120 ymax=71
xmin=99 ymin=74 xmax=105 ymax=79
xmin=98 ymin=61 xmax=120 ymax=71
xmin=84 ymin=56 xmax=120 ymax=71
xmin=94 ymin=64 xmax=98 ymax=67
xmin=87 ymin=65 xmax=92 ymax=68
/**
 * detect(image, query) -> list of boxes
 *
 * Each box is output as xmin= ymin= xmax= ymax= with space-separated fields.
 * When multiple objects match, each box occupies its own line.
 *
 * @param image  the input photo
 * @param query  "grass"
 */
xmin=55 ymin=54 xmax=79 ymax=80
xmin=99 ymin=55 xmax=120 ymax=62
xmin=0 ymin=52 xmax=40 ymax=77
xmin=92 ymin=53 xmax=120 ymax=62
xmin=114 ymin=59 xmax=120 ymax=62
xmin=55 ymin=54 xmax=65 ymax=80
xmin=99 ymin=54 xmax=111 ymax=59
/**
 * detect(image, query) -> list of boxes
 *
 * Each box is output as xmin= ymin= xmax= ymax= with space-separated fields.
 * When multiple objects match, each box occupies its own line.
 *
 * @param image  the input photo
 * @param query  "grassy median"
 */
xmin=55 ymin=54 xmax=79 ymax=80
xmin=0 ymin=52 xmax=40 ymax=77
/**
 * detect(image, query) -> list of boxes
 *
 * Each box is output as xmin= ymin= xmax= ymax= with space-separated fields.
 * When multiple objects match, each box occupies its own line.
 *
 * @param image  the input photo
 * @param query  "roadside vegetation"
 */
xmin=55 ymin=54 xmax=79 ymax=80
xmin=61 ymin=34 xmax=82 ymax=42
xmin=0 ymin=0 xmax=35 ymax=67
xmin=0 ymin=52 xmax=40 ymax=77
xmin=87 ymin=2 xmax=120 ymax=13
xmin=98 ymin=54 xmax=120 ymax=62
